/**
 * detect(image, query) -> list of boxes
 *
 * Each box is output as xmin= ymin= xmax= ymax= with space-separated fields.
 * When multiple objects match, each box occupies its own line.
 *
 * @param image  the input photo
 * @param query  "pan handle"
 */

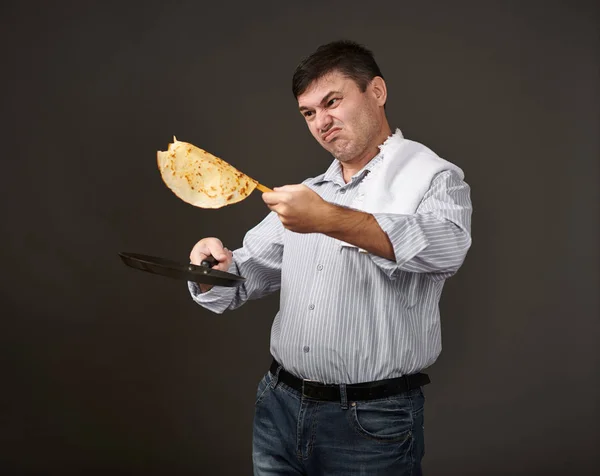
xmin=200 ymin=255 xmax=218 ymax=268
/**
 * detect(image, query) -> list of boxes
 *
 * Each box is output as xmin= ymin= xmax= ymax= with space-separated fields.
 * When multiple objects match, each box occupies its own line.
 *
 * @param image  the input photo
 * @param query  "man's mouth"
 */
xmin=322 ymin=128 xmax=341 ymax=142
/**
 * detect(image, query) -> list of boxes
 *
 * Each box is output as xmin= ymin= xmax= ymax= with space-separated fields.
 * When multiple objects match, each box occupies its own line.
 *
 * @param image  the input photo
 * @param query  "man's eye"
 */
xmin=327 ymin=98 xmax=340 ymax=107
xmin=303 ymin=111 xmax=314 ymax=118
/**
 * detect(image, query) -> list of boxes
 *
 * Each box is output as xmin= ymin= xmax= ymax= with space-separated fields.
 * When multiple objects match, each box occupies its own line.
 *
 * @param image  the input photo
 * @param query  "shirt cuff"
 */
xmin=187 ymin=280 xmax=237 ymax=314
xmin=369 ymin=213 xmax=429 ymax=278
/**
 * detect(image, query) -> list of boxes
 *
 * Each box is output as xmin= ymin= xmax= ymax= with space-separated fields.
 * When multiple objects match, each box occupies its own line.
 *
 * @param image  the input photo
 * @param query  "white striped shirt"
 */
xmin=189 ymin=156 xmax=472 ymax=384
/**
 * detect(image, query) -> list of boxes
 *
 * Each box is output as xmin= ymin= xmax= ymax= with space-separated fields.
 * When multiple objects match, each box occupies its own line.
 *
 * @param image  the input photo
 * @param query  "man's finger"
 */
xmin=207 ymin=244 xmax=227 ymax=261
xmin=273 ymin=184 xmax=296 ymax=191
xmin=274 ymin=184 xmax=305 ymax=193
xmin=262 ymin=192 xmax=283 ymax=205
xmin=190 ymin=248 xmax=209 ymax=265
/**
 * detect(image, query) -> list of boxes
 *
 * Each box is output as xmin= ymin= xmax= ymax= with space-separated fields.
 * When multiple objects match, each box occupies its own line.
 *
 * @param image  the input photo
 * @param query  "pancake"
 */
xmin=157 ymin=137 xmax=258 ymax=208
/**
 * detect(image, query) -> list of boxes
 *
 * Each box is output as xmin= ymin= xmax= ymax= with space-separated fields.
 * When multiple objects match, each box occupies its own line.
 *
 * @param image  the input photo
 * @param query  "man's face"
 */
xmin=297 ymin=71 xmax=383 ymax=164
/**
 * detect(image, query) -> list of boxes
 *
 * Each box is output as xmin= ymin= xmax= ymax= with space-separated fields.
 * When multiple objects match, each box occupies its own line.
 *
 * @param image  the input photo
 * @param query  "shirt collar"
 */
xmin=317 ymin=150 xmax=384 ymax=187
xmin=314 ymin=129 xmax=403 ymax=186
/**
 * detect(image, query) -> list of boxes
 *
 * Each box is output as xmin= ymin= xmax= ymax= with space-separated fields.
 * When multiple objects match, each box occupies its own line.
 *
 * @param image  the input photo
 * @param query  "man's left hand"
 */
xmin=262 ymin=184 xmax=332 ymax=233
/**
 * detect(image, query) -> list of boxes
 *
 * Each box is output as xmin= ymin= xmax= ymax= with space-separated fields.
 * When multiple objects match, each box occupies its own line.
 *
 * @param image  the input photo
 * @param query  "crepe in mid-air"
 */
xmin=157 ymin=137 xmax=270 ymax=209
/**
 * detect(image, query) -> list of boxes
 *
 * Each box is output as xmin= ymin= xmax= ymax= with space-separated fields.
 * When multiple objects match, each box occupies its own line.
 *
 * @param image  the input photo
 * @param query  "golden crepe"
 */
xmin=157 ymin=137 xmax=270 ymax=209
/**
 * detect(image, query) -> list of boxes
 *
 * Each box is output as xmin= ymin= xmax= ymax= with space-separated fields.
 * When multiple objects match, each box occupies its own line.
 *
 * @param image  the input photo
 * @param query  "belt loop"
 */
xmin=270 ymin=365 xmax=282 ymax=389
xmin=339 ymin=383 xmax=348 ymax=410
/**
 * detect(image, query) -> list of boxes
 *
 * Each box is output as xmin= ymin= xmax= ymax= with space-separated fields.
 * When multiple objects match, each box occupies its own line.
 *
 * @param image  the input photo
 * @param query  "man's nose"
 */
xmin=315 ymin=111 xmax=333 ymax=134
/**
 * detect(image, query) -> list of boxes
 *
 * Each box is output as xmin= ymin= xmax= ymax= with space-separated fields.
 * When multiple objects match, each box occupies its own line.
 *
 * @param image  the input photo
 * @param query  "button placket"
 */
xmin=302 ymin=237 xmax=333 ymax=361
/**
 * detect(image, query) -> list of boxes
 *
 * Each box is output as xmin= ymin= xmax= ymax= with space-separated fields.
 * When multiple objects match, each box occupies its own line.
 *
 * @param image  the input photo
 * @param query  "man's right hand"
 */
xmin=189 ymin=237 xmax=233 ymax=293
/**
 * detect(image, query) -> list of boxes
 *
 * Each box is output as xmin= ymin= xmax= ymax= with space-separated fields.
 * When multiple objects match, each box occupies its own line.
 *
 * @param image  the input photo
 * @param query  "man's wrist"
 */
xmin=199 ymin=283 xmax=214 ymax=293
xmin=317 ymin=202 xmax=343 ymax=234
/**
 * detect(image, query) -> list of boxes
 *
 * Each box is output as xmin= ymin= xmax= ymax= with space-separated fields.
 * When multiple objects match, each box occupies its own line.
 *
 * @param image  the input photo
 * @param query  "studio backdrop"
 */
xmin=1 ymin=1 xmax=598 ymax=475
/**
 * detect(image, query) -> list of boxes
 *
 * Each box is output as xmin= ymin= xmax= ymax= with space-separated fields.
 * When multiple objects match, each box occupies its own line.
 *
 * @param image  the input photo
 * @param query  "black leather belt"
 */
xmin=270 ymin=359 xmax=430 ymax=402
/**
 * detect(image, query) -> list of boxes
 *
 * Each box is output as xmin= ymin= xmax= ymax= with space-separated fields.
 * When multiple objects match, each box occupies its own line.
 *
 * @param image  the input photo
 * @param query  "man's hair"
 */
xmin=292 ymin=40 xmax=384 ymax=99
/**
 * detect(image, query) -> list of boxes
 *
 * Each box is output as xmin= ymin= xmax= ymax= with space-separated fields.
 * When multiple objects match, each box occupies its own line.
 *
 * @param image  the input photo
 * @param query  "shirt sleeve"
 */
xmin=369 ymin=170 xmax=472 ymax=280
xmin=188 ymin=211 xmax=284 ymax=314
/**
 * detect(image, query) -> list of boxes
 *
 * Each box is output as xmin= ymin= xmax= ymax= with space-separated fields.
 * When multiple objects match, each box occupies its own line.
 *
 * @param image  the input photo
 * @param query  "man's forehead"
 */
xmin=297 ymin=72 xmax=355 ymax=105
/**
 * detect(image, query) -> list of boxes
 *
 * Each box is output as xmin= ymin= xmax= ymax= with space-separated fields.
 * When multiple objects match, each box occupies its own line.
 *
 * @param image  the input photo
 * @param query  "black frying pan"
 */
xmin=118 ymin=252 xmax=245 ymax=287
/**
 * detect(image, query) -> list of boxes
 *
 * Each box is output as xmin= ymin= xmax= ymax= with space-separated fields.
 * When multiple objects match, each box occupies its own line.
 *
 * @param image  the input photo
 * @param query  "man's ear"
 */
xmin=370 ymin=76 xmax=387 ymax=107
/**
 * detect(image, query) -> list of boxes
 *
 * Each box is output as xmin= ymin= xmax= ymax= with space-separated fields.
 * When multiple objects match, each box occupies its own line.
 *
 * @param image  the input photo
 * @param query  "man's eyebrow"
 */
xmin=299 ymin=90 xmax=343 ymax=112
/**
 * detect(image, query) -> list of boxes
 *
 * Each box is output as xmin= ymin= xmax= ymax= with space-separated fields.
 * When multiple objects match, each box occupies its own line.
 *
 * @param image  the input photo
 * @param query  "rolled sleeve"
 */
xmin=188 ymin=280 xmax=238 ymax=314
xmin=367 ymin=170 xmax=472 ymax=279
xmin=369 ymin=213 xmax=429 ymax=278
xmin=187 ymin=259 xmax=239 ymax=314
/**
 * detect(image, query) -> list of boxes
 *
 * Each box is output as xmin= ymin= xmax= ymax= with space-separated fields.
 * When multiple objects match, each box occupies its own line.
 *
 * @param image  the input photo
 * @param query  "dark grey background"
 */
xmin=1 ymin=1 xmax=598 ymax=474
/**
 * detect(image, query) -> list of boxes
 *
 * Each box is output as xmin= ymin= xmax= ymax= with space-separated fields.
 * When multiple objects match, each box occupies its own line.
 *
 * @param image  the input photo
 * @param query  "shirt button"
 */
xmin=308 ymin=304 xmax=315 ymax=310
xmin=339 ymin=188 xmax=346 ymax=194
xmin=303 ymin=346 xmax=310 ymax=353
xmin=317 ymin=264 xmax=323 ymax=271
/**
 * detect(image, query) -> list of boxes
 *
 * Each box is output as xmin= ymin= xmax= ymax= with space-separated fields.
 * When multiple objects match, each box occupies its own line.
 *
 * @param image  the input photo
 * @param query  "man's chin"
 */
xmin=332 ymin=146 xmax=356 ymax=163
xmin=326 ymin=140 xmax=350 ymax=159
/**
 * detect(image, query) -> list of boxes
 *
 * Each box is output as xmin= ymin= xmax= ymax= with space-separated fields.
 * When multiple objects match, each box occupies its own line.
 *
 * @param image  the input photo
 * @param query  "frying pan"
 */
xmin=118 ymin=252 xmax=245 ymax=287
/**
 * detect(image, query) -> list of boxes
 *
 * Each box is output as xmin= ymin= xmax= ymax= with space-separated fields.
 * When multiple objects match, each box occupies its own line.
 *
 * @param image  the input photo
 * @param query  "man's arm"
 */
xmin=263 ymin=170 xmax=472 ymax=278
xmin=188 ymin=211 xmax=284 ymax=313
xmin=317 ymin=207 xmax=396 ymax=260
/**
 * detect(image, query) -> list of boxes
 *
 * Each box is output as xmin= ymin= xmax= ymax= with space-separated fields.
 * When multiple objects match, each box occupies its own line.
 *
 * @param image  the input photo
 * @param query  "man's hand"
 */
xmin=189 ymin=237 xmax=233 ymax=293
xmin=262 ymin=185 xmax=333 ymax=233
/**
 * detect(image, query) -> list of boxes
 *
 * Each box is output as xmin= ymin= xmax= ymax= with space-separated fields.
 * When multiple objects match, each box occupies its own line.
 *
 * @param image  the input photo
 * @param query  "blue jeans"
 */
xmin=252 ymin=369 xmax=425 ymax=476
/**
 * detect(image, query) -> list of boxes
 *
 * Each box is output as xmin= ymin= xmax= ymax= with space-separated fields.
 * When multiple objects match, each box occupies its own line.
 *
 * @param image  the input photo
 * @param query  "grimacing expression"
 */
xmin=297 ymin=71 xmax=384 ymax=164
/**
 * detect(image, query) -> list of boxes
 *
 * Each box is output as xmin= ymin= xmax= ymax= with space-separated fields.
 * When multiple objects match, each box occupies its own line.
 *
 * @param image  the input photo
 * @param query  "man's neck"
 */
xmin=341 ymin=124 xmax=393 ymax=183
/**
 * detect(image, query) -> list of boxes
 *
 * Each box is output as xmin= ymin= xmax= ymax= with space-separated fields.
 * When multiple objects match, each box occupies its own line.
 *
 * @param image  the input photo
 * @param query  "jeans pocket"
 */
xmin=349 ymin=395 xmax=415 ymax=443
xmin=255 ymin=371 xmax=274 ymax=406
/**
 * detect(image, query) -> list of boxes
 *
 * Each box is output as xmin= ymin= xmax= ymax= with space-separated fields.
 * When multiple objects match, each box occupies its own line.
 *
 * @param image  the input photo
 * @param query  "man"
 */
xmin=189 ymin=40 xmax=472 ymax=475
